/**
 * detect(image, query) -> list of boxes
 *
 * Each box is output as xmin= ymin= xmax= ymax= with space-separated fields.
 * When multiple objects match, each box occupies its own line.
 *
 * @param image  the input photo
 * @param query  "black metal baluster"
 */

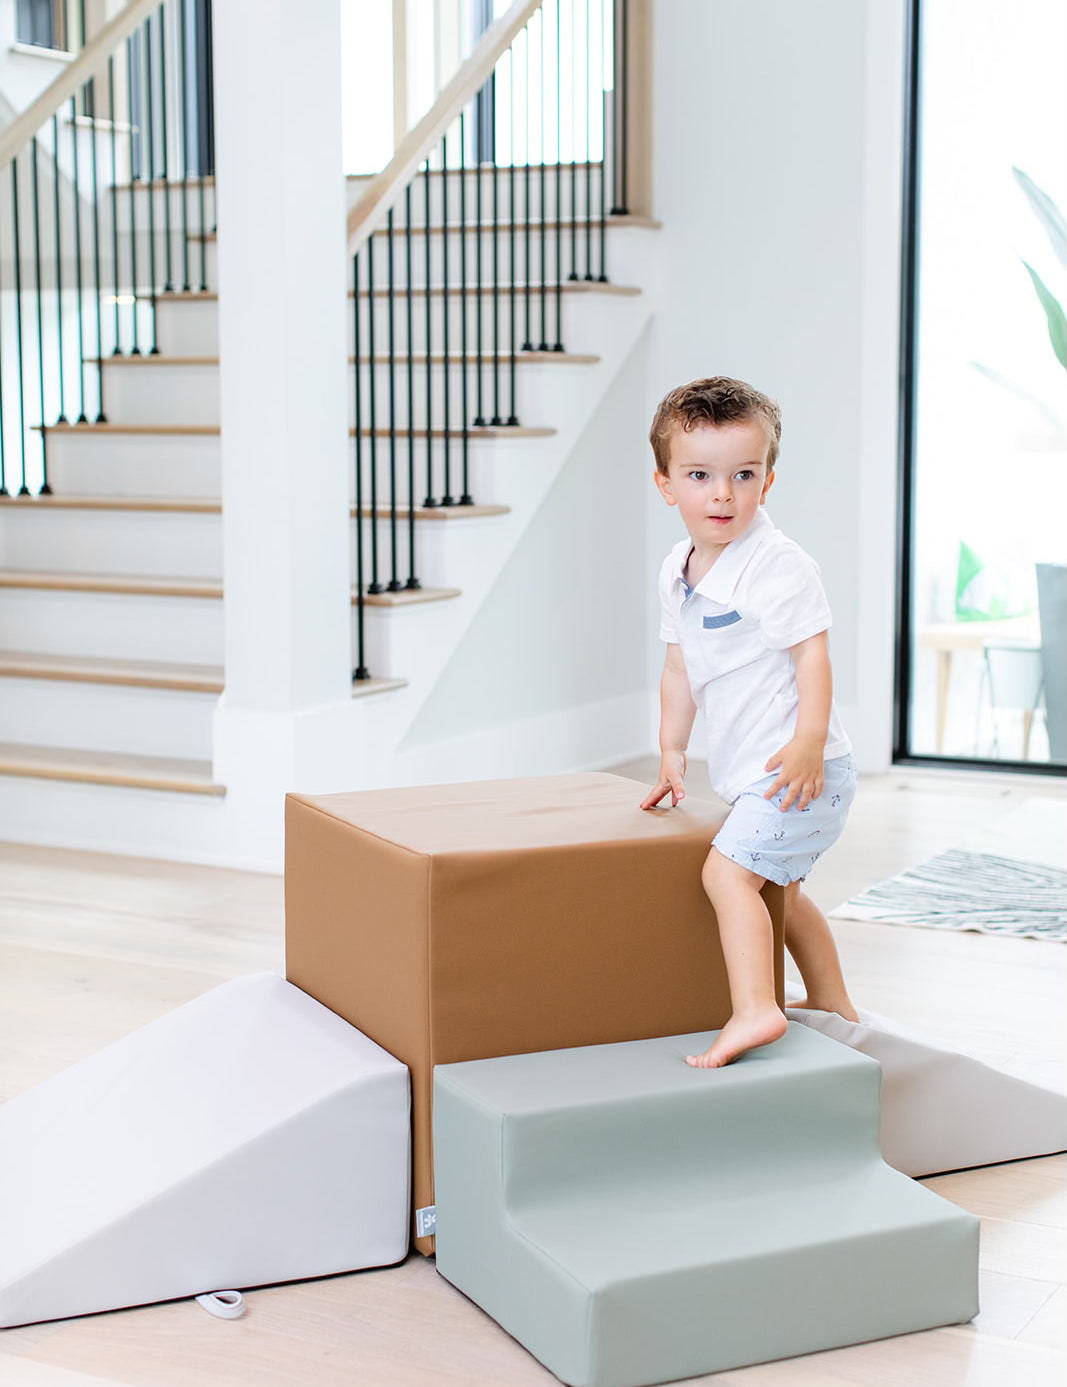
xmin=440 ymin=135 xmax=453 ymax=503
xmin=11 ymin=159 xmax=30 ymax=492
xmin=522 ymin=25 xmax=533 ymax=351
xmin=30 ymin=139 xmax=49 ymax=469
xmin=405 ymin=183 xmax=420 ymax=583
xmin=157 ymin=2 xmax=174 ymax=292
xmin=569 ymin=0 xmax=579 ymax=281
xmin=490 ymin=103 xmax=502 ymax=423
xmin=107 ymin=63 xmax=121 ymax=354
xmin=143 ymin=17 xmax=159 ymax=350
xmin=507 ymin=47 xmax=518 ymax=422
xmin=554 ymin=0 xmax=564 ymax=350
xmin=51 ymin=116 xmax=67 ymax=418
xmin=87 ymin=75 xmax=106 ymax=418
xmin=178 ymin=0 xmax=191 ymax=290
xmin=69 ymin=98 xmax=89 ymax=420
xmin=474 ymin=128 xmax=486 ymax=423
xmin=458 ymin=111 xmax=472 ymax=503
xmin=352 ymin=250 xmax=369 ymax=680
xmin=584 ymin=0 xmax=593 ymax=279
xmin=422 ymin=160 xmax=436 ymax=504
xmin=538 ymin=8 xmax=549 ymax=349
xmin=386 ymin=207 xmax=401 ymax=587
xmin=127 ymin=36 xmax=141 ymax=352
xmin=366 ymin=233 xmax=382 ymax=593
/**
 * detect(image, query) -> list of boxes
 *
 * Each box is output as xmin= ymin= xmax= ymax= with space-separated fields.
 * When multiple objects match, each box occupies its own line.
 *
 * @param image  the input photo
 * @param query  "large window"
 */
xmin=899 ymin=0 xmax=1067 ymax=771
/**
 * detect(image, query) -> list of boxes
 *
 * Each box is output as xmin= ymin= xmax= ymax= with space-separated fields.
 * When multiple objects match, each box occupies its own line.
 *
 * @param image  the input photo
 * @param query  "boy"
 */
xmin=641 ymin=377 xmax=858 ymax=1068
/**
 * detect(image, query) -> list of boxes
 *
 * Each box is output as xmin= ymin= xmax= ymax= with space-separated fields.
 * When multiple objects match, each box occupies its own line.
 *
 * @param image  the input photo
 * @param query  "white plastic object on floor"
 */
xmin=0 ymin=973 xmax=410 ymax=1328
xmin=784 ymin=982 xmax=1067 ymax=1176
xmin=196 ymin=1291 xmax=245 ymax=1319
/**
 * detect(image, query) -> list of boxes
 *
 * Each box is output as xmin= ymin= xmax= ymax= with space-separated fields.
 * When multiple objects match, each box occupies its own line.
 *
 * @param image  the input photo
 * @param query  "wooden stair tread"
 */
xmin=352 ymin=676 xmax=408 ymax=697
xmin=0 ymin=494 xmax=221 ymax=514
xmin=347 ymin=351 xmax=600 ymax=365
xmin=358 ymin=586 xmax=461 ymax=607
xmin=204 ymin=214 xmax=661 ymax=239
xmin=352 ymin=281 xmax=641 ymax=299
xmin=0 ymin=651 xmax=223 ymax=692
xmin=353 ymin=502 xmax=509 ymax=520
xmin=0 ymin=570 xmax=222 ymax=599
xmin=0 ymin=742 xmax=225 ymax=796
xmin=350 ymin=425 xmax=554 ymax=439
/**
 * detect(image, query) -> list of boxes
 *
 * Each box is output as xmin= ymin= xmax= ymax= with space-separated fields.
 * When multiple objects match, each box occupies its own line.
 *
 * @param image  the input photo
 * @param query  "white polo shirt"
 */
xmin=658 ymin=507 xmax=851 ymax=805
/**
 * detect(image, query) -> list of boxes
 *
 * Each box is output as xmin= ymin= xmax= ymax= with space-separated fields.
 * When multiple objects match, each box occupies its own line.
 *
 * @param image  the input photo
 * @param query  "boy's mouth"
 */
xmin=708 ymin=515 xmax=733 ymax=524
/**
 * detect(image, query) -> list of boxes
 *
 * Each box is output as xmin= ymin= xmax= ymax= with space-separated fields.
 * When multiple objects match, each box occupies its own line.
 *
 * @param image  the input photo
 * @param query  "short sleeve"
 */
xmin=743 ymin=540 xmax=832 ymax=650
xmin=658 ymin=553 xmax=680 ymax=643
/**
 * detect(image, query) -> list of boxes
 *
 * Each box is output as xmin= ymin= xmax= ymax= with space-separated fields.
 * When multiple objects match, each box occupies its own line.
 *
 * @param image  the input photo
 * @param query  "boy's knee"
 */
xmin=701 ymin=846 xmax=762 ymax=899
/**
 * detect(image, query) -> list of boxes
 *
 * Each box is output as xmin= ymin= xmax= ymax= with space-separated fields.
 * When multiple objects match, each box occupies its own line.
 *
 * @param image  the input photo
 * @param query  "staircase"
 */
xmin=0 ymin=0 xmax=657 ymax=868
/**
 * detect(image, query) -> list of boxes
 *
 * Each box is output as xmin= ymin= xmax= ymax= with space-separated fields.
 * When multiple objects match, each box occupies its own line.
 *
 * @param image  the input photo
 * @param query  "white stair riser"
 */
xmin=152 ymin=296 xmax=218 ymax=355
xmin=44 ymin=431 xmax=221 ymax=496
xmin=0 ymin=588 xmax=223 ymax=663
xmin=0 ymin=507 xmax=221 ymax=578
xmin=0 ymin=677 xmax=216 ymax=759
xmin=353 ymin=511 xmax=510 ymax=592
xmin=357 ymin=222 xmax=608 ymax=293
xmin=100 ymin=361 xmax=219 ymax=427
xmin=350 ymin=355 xmax=590 ymax=434
xmin=349 ymin=429 xmax=557 ymax=514
xmin=351 ymin=164 xmax=608 ymax=228
xmin=350 ymin=287 xmax=634 ymax=358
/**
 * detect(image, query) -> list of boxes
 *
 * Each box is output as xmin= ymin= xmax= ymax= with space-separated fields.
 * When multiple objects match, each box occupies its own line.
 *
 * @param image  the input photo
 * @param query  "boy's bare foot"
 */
xmin=686 ymin=1006 xmax=788 ymax=1069
xmin=789 ymin=995 xmax=859 ymax=1023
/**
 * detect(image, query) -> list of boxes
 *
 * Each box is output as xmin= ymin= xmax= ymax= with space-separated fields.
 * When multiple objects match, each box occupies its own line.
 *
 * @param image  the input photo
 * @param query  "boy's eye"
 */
xmin=688 ymin=470 xmax=708 ymax=482
xmin=734 ymin=469 xmax=755 ymax=482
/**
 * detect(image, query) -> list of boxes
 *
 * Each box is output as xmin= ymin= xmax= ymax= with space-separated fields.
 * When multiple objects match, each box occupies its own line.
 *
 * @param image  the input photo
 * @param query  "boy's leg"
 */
xmin=686 ymin=847 xmax=787 ymax=1069
xmin=782 ymin=883 xmax=858 ymax=1022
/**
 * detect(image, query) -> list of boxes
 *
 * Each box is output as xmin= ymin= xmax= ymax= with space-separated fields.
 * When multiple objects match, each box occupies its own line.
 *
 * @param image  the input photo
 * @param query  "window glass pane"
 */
xmin=907 ymin=0 xmax=1067 ymax=766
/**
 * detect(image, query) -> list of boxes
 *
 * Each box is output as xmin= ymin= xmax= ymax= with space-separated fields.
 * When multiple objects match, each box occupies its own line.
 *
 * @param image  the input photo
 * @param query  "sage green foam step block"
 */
xmin=433 ymin=1023 xmax=979 ymax=1387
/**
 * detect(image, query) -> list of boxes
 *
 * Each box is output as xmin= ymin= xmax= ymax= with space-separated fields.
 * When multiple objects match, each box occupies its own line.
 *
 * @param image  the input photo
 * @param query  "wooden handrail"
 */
xmin=0 ymin=0 xmax=158 ymax=169
xmin=347 ymin=0 xmax=544 ymax=254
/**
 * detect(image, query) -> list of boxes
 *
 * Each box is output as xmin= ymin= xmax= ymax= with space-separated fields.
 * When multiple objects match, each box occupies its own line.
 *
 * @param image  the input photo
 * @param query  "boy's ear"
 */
xmin=760 ymin=468 xmax=775 ymax=504
xmin=653 ymin=469 xmax=676 ymax=506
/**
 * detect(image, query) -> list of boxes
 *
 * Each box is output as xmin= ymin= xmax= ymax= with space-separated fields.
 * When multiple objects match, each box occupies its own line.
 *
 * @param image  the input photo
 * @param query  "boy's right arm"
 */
xmin=640 ymin=644 xmax=696 ymax=810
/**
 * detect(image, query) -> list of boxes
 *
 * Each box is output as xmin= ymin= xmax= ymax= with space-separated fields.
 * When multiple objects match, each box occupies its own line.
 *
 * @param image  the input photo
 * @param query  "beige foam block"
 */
xmin=284 ymin=772 xmax=784 ymax=1253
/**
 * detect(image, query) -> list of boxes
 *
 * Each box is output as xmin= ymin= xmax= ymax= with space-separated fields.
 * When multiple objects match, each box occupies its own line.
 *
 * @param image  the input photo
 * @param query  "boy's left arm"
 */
xmin=763 ymin=631 xmax=832 ymax=811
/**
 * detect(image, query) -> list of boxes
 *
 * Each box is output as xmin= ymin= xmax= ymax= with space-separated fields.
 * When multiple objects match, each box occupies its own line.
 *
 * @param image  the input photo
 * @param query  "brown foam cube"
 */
xmin=284 ymin=772 xmax=784 ymax=1253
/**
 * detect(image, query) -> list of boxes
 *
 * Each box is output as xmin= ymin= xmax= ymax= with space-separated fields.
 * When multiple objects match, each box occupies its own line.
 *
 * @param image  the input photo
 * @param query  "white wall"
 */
xmin=645 ymin=0 xmax=905 ymax=771
xmin=404 ymin=329 xmax=653 ymax=762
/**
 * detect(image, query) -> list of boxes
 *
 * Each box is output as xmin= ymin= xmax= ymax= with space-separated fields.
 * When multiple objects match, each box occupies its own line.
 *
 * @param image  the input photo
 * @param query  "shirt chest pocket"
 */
xmin=703 ymin=610 xmax=742 ymax=630
xmin=688 ymin=607 xmax=762 ymax=682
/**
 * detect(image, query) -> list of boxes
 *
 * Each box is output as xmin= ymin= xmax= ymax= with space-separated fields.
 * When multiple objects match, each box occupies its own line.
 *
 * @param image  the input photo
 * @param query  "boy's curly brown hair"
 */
xmin=649 ymin=377 xmax=782 ymax=476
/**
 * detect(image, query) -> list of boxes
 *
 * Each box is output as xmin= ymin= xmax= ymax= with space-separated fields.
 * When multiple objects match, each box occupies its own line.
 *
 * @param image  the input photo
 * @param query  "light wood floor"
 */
xmin=0 ymin=766 xmax=1065 ymax=1387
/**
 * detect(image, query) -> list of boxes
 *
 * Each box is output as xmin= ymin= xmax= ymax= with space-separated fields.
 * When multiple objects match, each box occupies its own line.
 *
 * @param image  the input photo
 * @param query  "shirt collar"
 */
xmin=671 ymin=507 xmax=775 ymax=604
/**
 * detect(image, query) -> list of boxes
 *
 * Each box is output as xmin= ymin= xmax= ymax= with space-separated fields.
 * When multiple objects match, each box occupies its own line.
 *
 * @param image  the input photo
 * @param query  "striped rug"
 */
xmin=830 ymin=849 xmax=1067 ymax=942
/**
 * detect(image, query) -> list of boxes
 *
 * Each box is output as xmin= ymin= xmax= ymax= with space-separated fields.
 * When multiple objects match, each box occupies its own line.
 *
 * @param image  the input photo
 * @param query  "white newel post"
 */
xmin=211 ymin=0 xmax=354 ymax=867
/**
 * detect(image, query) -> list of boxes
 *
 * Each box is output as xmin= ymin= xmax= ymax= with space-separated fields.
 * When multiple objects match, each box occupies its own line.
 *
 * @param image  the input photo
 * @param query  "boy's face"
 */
xmin=654 ymin=420 xmax=775 ymax=554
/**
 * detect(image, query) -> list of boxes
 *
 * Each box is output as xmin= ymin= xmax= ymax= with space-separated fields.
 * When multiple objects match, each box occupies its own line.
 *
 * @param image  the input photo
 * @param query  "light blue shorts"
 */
xmin=711 ymin=754 xmax=858 ymax=887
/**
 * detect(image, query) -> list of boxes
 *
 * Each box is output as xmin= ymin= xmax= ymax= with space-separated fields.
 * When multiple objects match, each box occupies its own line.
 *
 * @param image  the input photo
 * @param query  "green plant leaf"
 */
xmin=1022 ymin=261 xmax=1067 ymax=369
xmin=1013 ymin=167 xmax=1067 ymax=269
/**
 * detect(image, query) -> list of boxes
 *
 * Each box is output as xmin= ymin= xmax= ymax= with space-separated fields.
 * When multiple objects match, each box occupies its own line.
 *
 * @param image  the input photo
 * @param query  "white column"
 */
xmin=211 ymin=0 xmax=353 ymax=859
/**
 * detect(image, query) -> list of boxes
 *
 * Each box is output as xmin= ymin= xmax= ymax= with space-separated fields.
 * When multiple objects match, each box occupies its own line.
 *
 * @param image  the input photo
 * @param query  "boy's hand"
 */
xmin=640 ymin=751 xmax=688 ymax=810
xmin=764 ymin=737 xmax=824 ymax=812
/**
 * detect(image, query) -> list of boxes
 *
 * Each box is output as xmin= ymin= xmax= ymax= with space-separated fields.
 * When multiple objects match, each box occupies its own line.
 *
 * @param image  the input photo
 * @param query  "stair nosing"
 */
xmin=0 ymin=495 xmax=221 ymax=514
xmin=0 ymin=742 xmax=225 ymax=796
xmin=0 ymin=570 xmax=222 ymax=599
xmin=357 ymin=586 xmax=461 ymax=608
xmin=0 ymin=652 xmax=224 ymax=693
